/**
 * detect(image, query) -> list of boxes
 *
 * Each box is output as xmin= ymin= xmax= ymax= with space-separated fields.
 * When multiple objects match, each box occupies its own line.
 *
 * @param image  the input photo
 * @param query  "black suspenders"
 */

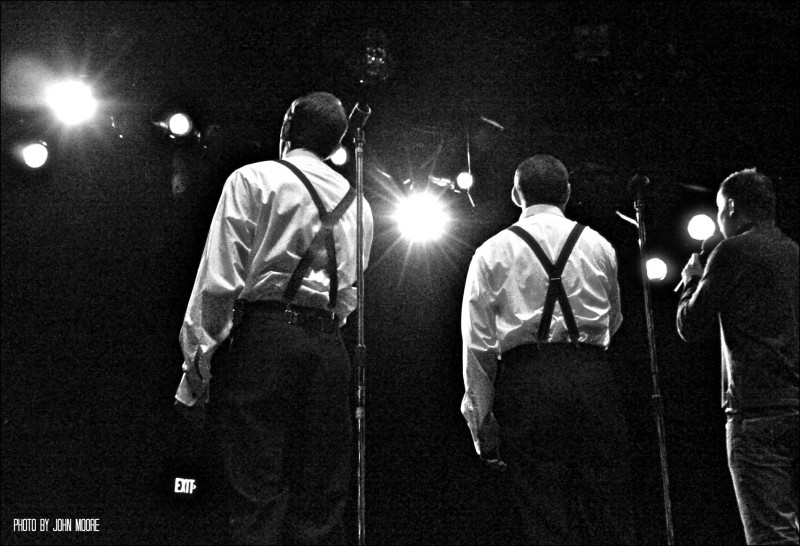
xmin=275 ymin=160 xmax=356 ymax=311
xmin=508 ymin=223 xmax=586 ymax=343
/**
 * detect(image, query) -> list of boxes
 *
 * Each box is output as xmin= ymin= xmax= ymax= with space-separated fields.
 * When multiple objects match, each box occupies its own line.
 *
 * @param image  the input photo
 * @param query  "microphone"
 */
xmin=674 ymin=232 xmax=724 ymax=292
xmin=348 ymin=103 xmax=371 ymax=131
xmin=627 ymin=174 xmax=650 ymax=193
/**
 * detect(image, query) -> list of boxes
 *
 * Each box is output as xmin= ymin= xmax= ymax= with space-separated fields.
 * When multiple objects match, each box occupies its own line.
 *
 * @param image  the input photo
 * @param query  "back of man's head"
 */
xmin=514 ymin=155 xmax=570 ymax=208
xmin=286 ymin=92 xmax=348 ymax=159
xmin=720 ymin=168 xmax=776 ymax=223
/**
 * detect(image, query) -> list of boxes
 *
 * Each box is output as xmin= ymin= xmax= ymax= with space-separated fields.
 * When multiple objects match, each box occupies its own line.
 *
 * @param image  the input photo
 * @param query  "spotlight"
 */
xmin=20 ymin=141 xmax=48 ymax=169
xmin=168 ymin=113 xmax=193 ymax=137
xmin=687 ymin=214 xmax=716 ymax=241
xmin=45 ymin=80 xmax=97 ymax=125
xmin=153 ymin=110 xmax=201 ymax=143
xmin=394 ymin=192 xmax=449 ymax=243
xmin=429 ymin=175 xmax=454 ymax=190
xmin=330 ymin=146 xmax=348 ymax=166
xmin=456 ymin=171 xmax=474 ymax=191
xmin=646 ymin=257 xmax=668 ymax=281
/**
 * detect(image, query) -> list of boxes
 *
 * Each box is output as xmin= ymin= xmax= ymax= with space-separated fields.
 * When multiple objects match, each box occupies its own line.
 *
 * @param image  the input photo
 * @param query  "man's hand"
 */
xmin=175 ymin=352 xmax=210 ymax=430
xmin=185 ymin=367 xmax=208 ymax=402
xmin=481 ymin=449 xmax=507 ymax=473
xmin=485 ymin=457 xmax=507 ymax=472
xmin=183 ymin=352 xmax=210 ymax=403
xmin=680 ymin=253 xmax=704 ymax=287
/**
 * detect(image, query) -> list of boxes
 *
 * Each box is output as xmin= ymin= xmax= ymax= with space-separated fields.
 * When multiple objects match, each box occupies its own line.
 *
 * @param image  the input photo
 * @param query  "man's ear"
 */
xmin=512 ymin=185 xmax=523 ymax=208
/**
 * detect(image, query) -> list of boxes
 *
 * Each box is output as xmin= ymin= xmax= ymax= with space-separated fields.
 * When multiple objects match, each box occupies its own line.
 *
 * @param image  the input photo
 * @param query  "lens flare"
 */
xmin=330 ymin=147 xmax=348 ymax=166
xmin=168 ymin=113 xmax=193 ymax=137
xmin=687 ymin=214 xmax=716 ymax=241
xmin=456 ymin=172 xmax=474 ymax=190
xmin=646 ymin=258 xmax=668 ymax=281
xmin=394 ymin=192 xmax=449 ymax=242
xmin=45 ymin=80 xmax=97 ymax=125
xmin=21 ymin=142 xmax=48 ymax=168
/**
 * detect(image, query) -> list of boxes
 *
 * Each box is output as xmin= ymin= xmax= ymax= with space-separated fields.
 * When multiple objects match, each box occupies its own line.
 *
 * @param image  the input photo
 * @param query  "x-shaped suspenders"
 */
xmin=275 ymin=160 xmax=356 ymax=312
xmin=507 ymin=223 xmax=586 ymax=343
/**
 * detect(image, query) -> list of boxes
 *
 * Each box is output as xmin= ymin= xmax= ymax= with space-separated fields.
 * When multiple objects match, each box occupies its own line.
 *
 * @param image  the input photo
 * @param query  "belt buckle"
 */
xmin=284 ymin=308 xmax=300 ymax=325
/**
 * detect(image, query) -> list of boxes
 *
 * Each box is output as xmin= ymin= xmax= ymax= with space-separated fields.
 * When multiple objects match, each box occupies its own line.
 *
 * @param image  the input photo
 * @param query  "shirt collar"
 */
xmin=734 ymin=222 xmax=756 ymax=236
xmin=284 ymin=148 xmax=324 ymax=162
xmin=519 ymin=204 xmax=565 ymax=221
xmin=735 ymin=221 xmax=776 ymax=237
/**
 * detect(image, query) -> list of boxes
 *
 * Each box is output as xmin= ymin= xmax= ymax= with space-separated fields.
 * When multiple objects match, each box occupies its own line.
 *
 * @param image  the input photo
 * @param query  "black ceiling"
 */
xmin=2 ymin=1 xmax=798 ymax=244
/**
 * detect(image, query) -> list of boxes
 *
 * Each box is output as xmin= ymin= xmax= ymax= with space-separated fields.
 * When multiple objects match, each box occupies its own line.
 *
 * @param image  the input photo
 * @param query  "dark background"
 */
xmin=1 ymin=1 xmax=797 ymax=544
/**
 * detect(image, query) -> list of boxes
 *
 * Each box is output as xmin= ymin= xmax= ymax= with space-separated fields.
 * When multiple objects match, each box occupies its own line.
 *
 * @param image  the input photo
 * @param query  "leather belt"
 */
xmin=234 ymin=300 xmax=339 ymax=333
xmin=502 ymin=342 xmax=607 ymax=360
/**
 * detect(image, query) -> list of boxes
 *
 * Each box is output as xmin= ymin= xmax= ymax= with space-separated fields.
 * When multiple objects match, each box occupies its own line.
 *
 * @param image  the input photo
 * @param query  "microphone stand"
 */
xmin=351 ymin=103 xmax=370 ymax=546
xmin=633 ymin=178 xmax=675 ymax=545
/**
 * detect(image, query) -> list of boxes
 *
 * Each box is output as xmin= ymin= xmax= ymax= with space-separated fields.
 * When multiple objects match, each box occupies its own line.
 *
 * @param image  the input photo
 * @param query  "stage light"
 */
xmin=20 ymin=141 xmax=48 ymax=169
xmin=687 ymin=214 xmax=716 ymax=241
xmin=153 ymin=110 xmax=201 ymax=144
xmin=393 ymin=192 xmax=449 ymax=243
xmin=646 ymin=258 xmax=668 ymax=281
xmin=429 ymin=175 xmax=454 ymax=190
xmin=45 ymin=80 xmax=97 ymax=125
xmin=330 ymin=146 xmax=348 ymax=166
xmin=456 ymin=171 xmax=474 ymax=191
xmin=168 ymin=113 xmax=193 ymax=137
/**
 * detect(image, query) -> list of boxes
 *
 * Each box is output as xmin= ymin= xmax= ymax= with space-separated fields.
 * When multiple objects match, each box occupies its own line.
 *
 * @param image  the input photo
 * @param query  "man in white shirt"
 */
xmin=461 ymin=154 xmax=634 ymax=544
xmin=175 ymin=92 xmax=373 ymax=544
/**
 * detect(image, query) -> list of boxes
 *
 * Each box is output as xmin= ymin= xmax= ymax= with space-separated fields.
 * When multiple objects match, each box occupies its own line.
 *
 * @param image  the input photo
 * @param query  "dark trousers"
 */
xmin=493 ymin=343 xmax=636 ymax=545
xmin=212 ymin=310 xmax=352 ymax=545
xmin=726 ymin=410 xmax=799 ymax=545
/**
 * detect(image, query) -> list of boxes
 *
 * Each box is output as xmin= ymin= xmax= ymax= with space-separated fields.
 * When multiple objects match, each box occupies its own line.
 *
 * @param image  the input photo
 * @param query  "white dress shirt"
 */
xmin=175 ymin=149 xmax=374 ymax=406
xmin=461 ymin=204 xmax=622 ymax=455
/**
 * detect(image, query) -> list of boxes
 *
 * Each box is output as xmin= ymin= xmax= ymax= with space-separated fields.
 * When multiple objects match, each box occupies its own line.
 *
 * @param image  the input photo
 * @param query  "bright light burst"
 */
xmin=330 ymin=146 xmax=348 ymax=166
xmin=687 ymin=214 xmax=716 ymax=241
xmin=646 ymin=257 xmax=668 ymax=281
xmin=168 ymin=113 xmax=193 ymax=137
xmin=21 ymin=142 xmax=48 ymax=168
xmin=393 ymin=192 xmax=449 ymax=242
xmin=456 ymin=172 xmax=474 ymax=190
xmin=45 ymin=80 xmax=97 ymax=125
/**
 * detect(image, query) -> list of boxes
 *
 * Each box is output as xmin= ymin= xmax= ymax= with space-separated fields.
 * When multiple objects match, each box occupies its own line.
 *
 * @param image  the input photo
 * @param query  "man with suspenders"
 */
xmin=175 ymin=92 xmax=374 ymax=544
xmin=461 ymin=154 xmax=635 ymax=543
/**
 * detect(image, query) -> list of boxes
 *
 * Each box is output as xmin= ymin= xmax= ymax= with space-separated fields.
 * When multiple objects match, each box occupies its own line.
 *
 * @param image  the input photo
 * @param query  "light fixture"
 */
xmin=167 ymin=113 xmax=193 ymax=137
xmin=45 ymin=79 xmax=97 ymax=125
xmin=152 ymin=109 xmax=200 ymax=143
xmin=330 ymin=146 xmax=348 ymax=166
xmin=687 ymin=214 xmax=716 ymax=241
xmin=393 ymin=191 xmax=449 ymax=243
xmin=456 ymin=172 xmax=474 ymax=191
xmin=20 ymin=141 xmax=49 ymax=169
xmin=646 ymin=257 xmax=668 ymax=281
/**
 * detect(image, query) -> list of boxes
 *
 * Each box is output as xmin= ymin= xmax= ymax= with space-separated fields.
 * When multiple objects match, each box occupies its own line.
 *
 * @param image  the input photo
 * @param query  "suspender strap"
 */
xmin=508 ymin=223 xmax=586 ymax=343
xmin=275 ymin=159 xmax=356 ymax=310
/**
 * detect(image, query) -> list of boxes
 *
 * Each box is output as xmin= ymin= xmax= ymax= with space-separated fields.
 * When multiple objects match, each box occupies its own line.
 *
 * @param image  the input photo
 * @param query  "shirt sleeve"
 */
xmin=175 ymin=170 xmax=257 ymax=406
xmin=460 ymin=251 xmax=501 ymax=457
xmin=607 ymin=244 xmax=623 ymax=337
xmin=676 ymin=245 xmax=727 ymax=342
xmin=363 ymin=199 xmax=375 ymax=271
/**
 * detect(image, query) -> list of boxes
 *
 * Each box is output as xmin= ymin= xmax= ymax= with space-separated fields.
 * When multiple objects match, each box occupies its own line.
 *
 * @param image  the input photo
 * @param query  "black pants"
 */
xmin=494 ymin=343 xmax=636 ymax=545
xmin=212 ymin=309 xmax=352 ymax=545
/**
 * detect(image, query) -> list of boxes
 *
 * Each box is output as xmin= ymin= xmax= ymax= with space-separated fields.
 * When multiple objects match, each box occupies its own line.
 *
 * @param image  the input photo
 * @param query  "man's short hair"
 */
xmin=720 ymin=168 xmax=776 ymax=222
xmin=287 ymin=92 xmax=348 ymax=158
xmin=515 ymin=155 xmax=570 ymax=207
